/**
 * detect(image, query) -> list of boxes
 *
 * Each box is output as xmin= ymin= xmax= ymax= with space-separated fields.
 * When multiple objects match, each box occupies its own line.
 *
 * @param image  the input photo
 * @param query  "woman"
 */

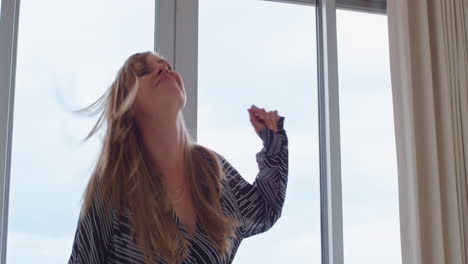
xmin=67 ymin=51 xmax=289 ymax=264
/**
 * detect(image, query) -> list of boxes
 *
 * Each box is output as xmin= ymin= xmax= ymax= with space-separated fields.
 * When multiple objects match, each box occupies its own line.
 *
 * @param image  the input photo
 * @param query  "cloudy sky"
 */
xmin=5 ymin=0 xmax=400 ymax=263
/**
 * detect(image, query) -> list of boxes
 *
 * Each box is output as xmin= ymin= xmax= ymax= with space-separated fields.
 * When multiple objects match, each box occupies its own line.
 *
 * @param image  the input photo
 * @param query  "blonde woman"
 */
xmin=67 ymin=51 xmax=289 ymax=264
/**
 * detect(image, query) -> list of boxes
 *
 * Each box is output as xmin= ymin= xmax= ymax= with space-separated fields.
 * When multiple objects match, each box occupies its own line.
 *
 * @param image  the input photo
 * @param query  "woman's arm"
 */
xmin=68 ymin=183 xmax=115 ymax=264
xmin=215 ymin=116 xmax=288 ymax=238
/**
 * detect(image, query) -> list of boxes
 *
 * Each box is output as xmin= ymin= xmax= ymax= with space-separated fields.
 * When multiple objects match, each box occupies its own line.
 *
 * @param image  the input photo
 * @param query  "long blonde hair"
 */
xmin=76 ymin=51 xmax=241 ymax=263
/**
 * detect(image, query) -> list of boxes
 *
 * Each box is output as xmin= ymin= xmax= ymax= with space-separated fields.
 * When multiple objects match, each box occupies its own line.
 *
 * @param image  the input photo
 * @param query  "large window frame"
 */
xmin=0 ymin=0 xmax=387 ymax=263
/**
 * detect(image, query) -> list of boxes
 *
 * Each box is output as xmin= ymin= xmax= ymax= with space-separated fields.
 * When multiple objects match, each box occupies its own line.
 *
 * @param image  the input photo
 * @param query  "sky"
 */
xmin=5 ymin=0 xmax=400 ymax=263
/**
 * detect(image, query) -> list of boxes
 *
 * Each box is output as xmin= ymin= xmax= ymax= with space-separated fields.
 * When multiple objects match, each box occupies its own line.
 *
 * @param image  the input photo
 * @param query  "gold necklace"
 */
xmin=160 ymin=171 xmax=187 ymax=203
xmin=168 ymin=183 xmax=186 ymax=203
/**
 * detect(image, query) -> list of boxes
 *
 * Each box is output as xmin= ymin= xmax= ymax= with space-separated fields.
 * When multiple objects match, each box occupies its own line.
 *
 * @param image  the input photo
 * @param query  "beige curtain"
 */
xmin=387 ymin=0 xmax=468 ymax=263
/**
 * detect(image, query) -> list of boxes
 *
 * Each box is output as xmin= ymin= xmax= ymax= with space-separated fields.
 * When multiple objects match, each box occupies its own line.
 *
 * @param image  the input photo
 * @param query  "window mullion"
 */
xmin=0 ymin=0 xmax=19 ymax=263
xmin=175 ymin=0 xmax=198 ymax=142
xmin=316 ymin=0 xmax=344 ymax=264
xmin=155 ymin=0 xmax=199 ymax=141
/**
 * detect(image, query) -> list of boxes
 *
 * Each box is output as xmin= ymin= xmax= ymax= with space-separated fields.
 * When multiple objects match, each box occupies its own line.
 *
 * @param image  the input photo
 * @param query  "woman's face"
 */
xmin=132 ymin=53 xmax=186 ymax=119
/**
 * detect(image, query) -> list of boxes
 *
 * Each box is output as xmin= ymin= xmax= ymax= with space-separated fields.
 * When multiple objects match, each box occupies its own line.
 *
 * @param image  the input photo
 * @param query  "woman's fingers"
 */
xmin=266 ymin=112 xmax=276 ymax=133
xmin=264 ymin=113 xmax=271 ymax=130
xmin=252 ymin=106 xmax=267 ymax=121
xmin=248 ymin=108 xmax=264 ymax=133
xmin=251 ymin=106 xmax=266 ymax=124
xmin=250 ymin=105 xmax=280 ymax=133
xmin=250 ymin=106 xmax=265 ymax=125
xmin=273 ymin=110 xmax=279 ymax=121
xmin=273 ymin=110 xmax=280 ymax=130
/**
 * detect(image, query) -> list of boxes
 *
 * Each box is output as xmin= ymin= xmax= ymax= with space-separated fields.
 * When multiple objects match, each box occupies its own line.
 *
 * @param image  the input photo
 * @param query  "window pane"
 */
xmin=337 ymin=10 xmax=402 ymax=264
xmin=7 ymin=1 xmax=154 ymax=263
xmin=198 ymin=0 xmax=320 ymax=263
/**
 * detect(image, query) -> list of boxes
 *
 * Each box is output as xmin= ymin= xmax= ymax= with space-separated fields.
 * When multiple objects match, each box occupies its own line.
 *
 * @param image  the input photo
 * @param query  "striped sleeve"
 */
xmin=68 ymin=183 xmax=115 ymax=264
xmin=215 ymin=116 xmax=288 ymax=239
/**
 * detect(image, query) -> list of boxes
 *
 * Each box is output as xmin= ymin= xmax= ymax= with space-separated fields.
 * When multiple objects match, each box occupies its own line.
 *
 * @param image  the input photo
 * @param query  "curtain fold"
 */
xmin=387 ymin=0 xmax=468 ymax=263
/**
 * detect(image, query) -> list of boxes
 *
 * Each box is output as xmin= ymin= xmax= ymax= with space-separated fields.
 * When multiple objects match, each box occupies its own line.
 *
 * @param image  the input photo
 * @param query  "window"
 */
xmin=2 ymin=1 xmax=400 ymax=264
xmin=336 ymin=9 xmax=401 ymax=264
xmin=198 ymin=0 xmax=320 ymax=263
xmin=6 ymin=1 xmax=154 ymax=263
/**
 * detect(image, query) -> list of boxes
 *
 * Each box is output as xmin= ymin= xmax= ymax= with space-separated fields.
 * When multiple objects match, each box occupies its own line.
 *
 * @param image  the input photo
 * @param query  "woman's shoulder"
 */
xmin=193 ymin=145 xmax=233 ymax=178
xmin=193 ymin=144 xmax=212 ymax=159
xmin=194 ymin=144 xmax=221 ymax=162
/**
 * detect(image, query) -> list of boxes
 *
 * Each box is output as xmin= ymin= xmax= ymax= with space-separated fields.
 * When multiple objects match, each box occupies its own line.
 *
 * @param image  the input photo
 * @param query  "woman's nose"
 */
xmin=160 ymin=65 xmax=170 ymax=74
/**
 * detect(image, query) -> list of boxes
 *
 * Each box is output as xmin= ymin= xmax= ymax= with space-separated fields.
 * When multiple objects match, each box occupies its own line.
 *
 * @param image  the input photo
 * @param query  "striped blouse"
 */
xmin=68 ymin=116 xmax=288 ymax=264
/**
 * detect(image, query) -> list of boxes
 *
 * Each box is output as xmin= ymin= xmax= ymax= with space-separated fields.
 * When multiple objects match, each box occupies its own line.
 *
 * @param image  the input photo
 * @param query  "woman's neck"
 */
xmin=138 ymin=112 xmax=187 ymax=189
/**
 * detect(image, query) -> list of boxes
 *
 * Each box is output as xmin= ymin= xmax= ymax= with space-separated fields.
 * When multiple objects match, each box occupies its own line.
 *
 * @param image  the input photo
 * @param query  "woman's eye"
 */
xmin=139 ymin=64 xmax=171 ymax=77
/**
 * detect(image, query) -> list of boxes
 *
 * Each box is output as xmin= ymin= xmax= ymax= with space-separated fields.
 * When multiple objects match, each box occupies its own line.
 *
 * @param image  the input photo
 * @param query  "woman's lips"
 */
xmin=155 ymin=72 xmax=183 ymax=92
xmin=155 ymin=74 xmax=174 ymax=86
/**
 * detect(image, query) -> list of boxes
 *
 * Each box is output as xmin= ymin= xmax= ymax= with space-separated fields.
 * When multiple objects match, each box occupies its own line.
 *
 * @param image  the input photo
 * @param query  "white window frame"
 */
xmin=155 ymin=0 xmax=199 ymax=141
xmin=0 ymin=0 xmax=19 ymax=263
xmin=0 ymin=0 xmax=387 ymax=263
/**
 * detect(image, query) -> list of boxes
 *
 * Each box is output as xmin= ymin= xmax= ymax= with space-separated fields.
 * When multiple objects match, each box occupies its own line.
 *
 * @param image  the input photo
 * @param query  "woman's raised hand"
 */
xmin=247 ymin=105 xmax=281 ymax=134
